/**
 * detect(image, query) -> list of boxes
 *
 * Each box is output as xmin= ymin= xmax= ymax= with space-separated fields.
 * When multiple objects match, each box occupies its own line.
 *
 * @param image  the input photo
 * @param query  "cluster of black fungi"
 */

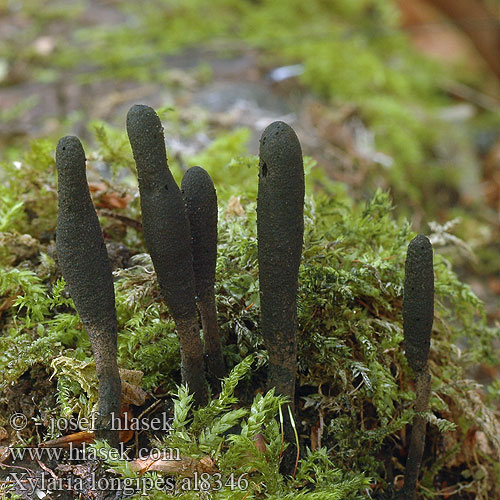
xmin=55 ymin=104 xmax=433 ymax=499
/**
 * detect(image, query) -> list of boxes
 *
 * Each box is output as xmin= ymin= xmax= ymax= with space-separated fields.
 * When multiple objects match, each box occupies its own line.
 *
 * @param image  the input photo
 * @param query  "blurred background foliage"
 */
xmin=2 ymin=0 xmax=500 ymax=311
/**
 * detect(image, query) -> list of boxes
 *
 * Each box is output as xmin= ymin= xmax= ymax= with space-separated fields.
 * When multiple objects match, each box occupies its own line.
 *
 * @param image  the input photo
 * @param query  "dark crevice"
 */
xmin=261 ymin=162 xmax=268 ymax=178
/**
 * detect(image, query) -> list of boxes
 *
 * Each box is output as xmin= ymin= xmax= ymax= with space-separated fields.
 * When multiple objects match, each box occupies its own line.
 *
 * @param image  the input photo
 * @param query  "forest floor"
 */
xmin=2 ymin=1 xmax=500 ymax=499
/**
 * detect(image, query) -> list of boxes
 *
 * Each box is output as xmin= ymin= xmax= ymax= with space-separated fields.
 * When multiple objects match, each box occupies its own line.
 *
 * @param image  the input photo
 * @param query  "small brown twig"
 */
xmin=97 ymin=209 xmax=143 ymax=231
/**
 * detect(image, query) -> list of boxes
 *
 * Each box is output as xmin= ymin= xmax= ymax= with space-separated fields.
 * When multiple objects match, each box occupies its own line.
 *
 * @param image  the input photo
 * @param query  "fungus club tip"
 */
xmin=183 ymin=165 xmax=211 ymax=183
xmin=403 ymin=234 xmax=434 ymax=372
xmin=126 ymin=104 xmax=164 ymax=145
xmin=181 ymin=166 xmax=215 ymax=203
xmin=181 ymin=165 xmax=217 ymax=295
xmin=261 ymin=120 xmax=294 ymax=138
xmin=260 ymin=120 xmax=299 ymax=155
xmin=126 ymin=103 xmax=159 ymax=125
xmin=56 ymin=136 xmax=85 ymax=169
xmin=258 ymin=121 xmax=303 ymax=190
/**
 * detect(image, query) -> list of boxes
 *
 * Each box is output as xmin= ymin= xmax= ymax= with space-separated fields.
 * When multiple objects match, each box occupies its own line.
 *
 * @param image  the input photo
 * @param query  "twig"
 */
xmin=97 ymin=209 xmax=143 ymax=231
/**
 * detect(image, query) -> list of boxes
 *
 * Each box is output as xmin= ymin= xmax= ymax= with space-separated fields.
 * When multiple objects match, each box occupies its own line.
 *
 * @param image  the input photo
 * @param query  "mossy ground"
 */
xmin=0 ymin=123 xmax=499 ymax=498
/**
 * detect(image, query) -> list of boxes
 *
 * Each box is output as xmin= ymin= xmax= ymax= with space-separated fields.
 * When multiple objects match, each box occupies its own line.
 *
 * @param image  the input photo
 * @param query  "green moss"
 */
xmin=1 ymin=127 xmax=499 ymax=496
xmin=0 ymin=139 xmax=57 ymax=238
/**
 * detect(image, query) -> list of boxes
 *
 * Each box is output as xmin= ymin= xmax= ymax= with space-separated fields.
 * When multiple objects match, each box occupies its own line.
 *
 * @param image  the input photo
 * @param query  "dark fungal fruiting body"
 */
xmin=56 ymin=136 xmax=121 ymax=447
xmin=181 ymin=166 xmax=225 ymax=386
xmin=258 ymin=121 xmax=304 ymax=404
xmin=126 ymin=104 xmax=207 ymax=406
xmin=401 ymin=234 xmax=434 ymax=500
xmin=403 ymin=234 xmax=434 ymax=373
xmin=258 ymin=121 xmax=304 ymax=400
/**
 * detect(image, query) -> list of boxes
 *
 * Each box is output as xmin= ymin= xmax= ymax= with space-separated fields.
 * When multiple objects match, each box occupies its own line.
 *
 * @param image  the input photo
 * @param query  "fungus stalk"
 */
xmin=402 ymin=234 xmax=434 ymax=500
xmin=182 ymin=166 xmax=225 ymax=386
xmin=257 ymin=121 xmax=304 ymax=432
xmin=56 ymin=136 xmax=121 ymax=447
xmin=126 ymin=104 xmax=207 ymax=406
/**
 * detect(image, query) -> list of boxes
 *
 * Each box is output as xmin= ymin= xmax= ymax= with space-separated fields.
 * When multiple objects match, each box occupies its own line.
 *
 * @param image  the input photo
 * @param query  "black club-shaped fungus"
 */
xmin=182 ymin=166 xmax=225 ymax=385
xmin=257 ymin=121 xmax=304 ymax=472
xmin=401 ymin=234 xmax=434 ymax=500
xmin=257 ymin=121 xmax=304 ymax=471
xmin=258 ymin=121 xmax=304 ymax=403
xmin=403 ymin=234 xmax=434 ymax=373
xmin=56 ymin=136 xmax=121 ymax=447
xmin=126 ymin=104 xmax=207 ymax=405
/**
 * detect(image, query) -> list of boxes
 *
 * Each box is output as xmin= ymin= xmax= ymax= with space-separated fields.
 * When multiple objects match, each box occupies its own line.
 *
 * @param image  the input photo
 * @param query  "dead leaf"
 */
xmin=121 ymin=380 xmax=147 ymax=406
xmin=397 ymin=0 xmax=477 ymax=65
xmin=0 ymin=427 xmax=8 ymax=441
xmin=310 ymin=425 xmax=320 ymax=451
xmin=97 ymin=192 xmax=132 ymax=210
xmin=40 ymin=431 xmax=95 ymax=449
xmin=310 ymin=412 xmax=324 ymax=451
xmin=488 ymin=277 xmax=500 ymax=296
xmin=0 ymin=296 xmax=16 ymax=312
xmin=88 ymin=182 xmax=132 ymax=210
xmin=254 ymin=432 xmax=267 ymax=454
xmin=120 ymin=368 xmax=145 ymax=387
xmin=0 ymin=445 xmax=10 ymax=463
xmin=226 ymin=196 xmax=245 ymax=216
xmin=88 ymin=182 xmax=108 ymax=193
xmin=393 ymin=474 xmax=404 ymax=490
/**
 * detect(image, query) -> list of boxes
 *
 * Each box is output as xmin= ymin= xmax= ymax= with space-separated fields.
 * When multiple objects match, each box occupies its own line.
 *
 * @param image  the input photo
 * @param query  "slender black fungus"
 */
xmin=403 ymin=234 xmax=434 ymax=373
xmin=258 ymin=121 xmax=304 ymax=404
xmin=402 ymin=234 xmax=434 ymax=500
xmin=56 ymin=136 xmax=121 ymax=447
xmin=258 ymin=120 xmax=304 ymax=458
xmin=126 ymin=104 xmax=207 ymax=405
xmin=181 ymin=166 xmax=225 ymax=386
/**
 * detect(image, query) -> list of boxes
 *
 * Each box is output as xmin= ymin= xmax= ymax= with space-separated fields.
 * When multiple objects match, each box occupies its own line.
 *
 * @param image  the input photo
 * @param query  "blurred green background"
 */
xmin=1 ymin=0 xmax=500 ymax=314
